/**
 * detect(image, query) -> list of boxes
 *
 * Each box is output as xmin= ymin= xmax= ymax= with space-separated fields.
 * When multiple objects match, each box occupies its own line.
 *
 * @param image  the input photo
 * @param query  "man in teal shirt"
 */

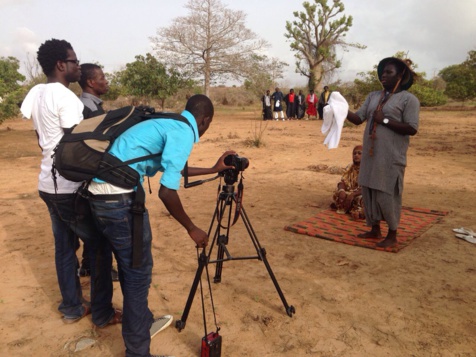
xmin=87 ymin=94 xmax=234 ymax=357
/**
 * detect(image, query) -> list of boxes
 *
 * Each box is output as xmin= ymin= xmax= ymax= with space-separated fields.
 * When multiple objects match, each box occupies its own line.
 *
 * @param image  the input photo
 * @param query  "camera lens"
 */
xmin=239 ymin=157 xmax=249 ymax=170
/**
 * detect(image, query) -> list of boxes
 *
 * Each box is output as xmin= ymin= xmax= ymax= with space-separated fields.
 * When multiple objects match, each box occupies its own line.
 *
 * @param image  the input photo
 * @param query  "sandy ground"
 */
xmin=0 ymin=107 xmax=475 ymax=357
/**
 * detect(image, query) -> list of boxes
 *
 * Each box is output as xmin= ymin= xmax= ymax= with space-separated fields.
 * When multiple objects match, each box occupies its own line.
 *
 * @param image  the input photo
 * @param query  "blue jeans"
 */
xmin=89 ymin=197 xmax=154 ymax=357
xmin=39 ymin=190 xmax=111 ymax=320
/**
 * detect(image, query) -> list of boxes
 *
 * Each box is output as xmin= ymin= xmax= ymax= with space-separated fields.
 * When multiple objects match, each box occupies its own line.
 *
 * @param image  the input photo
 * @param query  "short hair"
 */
xmin=37 ymin=39 xmax=73 ymax=76
xmin=79 ymin=63 xmax=101 ymax=89
xmin=185 ymin=94 xmax=214 ymax=120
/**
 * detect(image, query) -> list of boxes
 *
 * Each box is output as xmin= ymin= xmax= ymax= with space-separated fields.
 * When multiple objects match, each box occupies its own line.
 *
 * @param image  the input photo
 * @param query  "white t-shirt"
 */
xmin=21 ymin=83 xmax=84 ymax=194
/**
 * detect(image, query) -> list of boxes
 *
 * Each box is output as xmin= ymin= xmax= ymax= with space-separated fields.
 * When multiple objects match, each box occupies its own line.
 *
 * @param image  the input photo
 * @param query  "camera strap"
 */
xmin=198 ymin=249 xmax=220 ymax=336
xmin=232 ymin=176 xmax=244 ymax=226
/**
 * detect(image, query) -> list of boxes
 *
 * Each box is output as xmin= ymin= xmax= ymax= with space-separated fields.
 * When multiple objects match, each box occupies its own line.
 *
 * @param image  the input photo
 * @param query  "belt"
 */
xmin=89 ymin=192 xmax=135 ymax=201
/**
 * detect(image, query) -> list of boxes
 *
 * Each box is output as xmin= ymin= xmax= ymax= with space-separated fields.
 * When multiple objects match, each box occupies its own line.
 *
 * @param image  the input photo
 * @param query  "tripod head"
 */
xmin=221 ymin=183 xmax=236 ymax=194
xmin=183 ymin=154 xmax=249 ymax=188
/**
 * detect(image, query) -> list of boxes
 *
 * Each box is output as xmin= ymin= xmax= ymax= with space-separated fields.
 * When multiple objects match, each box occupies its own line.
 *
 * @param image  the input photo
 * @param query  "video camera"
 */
xmin=220 ymin=154 xmax=249 ymax=185
xmin=183 ymin=154 xmax=249 ymax=188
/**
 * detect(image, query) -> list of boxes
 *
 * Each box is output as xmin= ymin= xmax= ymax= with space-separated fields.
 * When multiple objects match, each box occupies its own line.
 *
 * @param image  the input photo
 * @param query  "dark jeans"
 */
xmin=89 ymin=196 xmax=154 ymax=357
xmin=39 ymin=190 xmax=111 ymax=320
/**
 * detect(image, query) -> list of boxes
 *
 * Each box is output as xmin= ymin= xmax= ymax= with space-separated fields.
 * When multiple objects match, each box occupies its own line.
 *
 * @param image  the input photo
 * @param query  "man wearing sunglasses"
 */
xmin=20 ymin=39 xmax=117 ymax=327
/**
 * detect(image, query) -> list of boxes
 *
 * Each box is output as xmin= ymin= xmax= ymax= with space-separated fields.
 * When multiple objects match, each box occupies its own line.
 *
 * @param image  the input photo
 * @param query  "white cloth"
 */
xmin=321 ymin=91 xmax=349 ymax=149
xmin=20 ymin=83 xmax=84 ymax=193
xmin=264 ymin=95 xmax=271 ymax=106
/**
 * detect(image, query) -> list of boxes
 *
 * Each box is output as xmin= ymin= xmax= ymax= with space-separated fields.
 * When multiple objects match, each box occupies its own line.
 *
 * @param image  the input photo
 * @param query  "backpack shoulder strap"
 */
xmin=144 ymin=112 xmax=196 ymax=142
xmin=97 ymin=112 xmax=196 ymax=177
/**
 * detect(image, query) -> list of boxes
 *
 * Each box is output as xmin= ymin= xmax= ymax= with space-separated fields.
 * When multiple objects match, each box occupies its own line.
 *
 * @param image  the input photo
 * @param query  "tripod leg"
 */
xmin=258 ymin=247 xmax=295 ymax=317
xmin=176 ymin=252 xmax=207 ymax=332
xmin=213 ymin=194 xmax=233 ymax=283
xmin=240 ymin=207 xmax=296 ymax=317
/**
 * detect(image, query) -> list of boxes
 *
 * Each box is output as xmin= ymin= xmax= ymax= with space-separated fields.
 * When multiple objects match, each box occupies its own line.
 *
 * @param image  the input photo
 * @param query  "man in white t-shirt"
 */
xmin=20 ymin=39 xmax=119 ymax=326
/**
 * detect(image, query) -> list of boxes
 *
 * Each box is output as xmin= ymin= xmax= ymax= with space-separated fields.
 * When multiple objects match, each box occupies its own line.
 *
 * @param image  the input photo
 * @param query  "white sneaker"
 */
xmin=150 ymin=315 xmax=173 ymax=339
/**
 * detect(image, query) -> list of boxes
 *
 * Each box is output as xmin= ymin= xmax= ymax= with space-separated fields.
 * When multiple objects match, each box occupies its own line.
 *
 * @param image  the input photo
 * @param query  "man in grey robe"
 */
xmin=346 ymin=57 xmax=420 ymax=248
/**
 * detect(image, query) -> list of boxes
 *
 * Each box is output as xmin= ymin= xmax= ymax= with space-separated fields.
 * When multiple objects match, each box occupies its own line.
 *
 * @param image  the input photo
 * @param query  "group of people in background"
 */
xmin=261 ymin=86 xmax=332 ymax=121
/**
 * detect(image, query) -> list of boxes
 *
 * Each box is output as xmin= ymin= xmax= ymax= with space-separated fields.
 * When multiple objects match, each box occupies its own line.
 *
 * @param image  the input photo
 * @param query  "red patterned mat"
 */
xmin=284 ymin=207 xmax=449 ymax=253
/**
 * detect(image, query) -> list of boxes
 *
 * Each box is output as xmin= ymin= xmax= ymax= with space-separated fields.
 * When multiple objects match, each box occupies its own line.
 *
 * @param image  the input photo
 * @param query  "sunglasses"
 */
xmin=64 ymin=59 xmax=80 ymax=65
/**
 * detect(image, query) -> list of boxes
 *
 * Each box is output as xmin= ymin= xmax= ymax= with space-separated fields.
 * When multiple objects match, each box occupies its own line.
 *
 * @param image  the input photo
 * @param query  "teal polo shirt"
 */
xmin=97 ymin=110 xmax=198 ymax=190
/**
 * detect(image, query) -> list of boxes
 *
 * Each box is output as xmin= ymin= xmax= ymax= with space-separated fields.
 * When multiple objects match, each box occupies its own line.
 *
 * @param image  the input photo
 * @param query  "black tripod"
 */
xmin=175 ymin=178 xmax=295 ymax=332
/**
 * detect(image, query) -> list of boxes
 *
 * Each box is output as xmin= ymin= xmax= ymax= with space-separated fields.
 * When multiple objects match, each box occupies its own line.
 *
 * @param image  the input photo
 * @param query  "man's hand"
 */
xmin=373 ymin=109 xmax=384 ymax=124
xmin=185 ymin=150 xmax=237 ymax=177
xmin=212 ymin=150 xmax=237 ymax=172
xmin=188 ymin=226 xmax=209 ymax=248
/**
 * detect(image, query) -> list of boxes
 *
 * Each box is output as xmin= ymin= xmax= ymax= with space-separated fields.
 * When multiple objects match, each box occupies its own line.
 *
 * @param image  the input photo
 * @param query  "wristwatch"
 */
xmin=383 ymin=118 xmax=389 ymax=125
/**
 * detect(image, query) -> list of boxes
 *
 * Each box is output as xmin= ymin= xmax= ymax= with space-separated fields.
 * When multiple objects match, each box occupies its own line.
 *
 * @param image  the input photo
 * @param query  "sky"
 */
xmin=1 ymin=0 xmax=475 ymax=87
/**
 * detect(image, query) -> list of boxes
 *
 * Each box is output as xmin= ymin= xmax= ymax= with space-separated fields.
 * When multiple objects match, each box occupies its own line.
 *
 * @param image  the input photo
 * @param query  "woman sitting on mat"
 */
xmin=332 ymin=145 xmax=365 ymax=220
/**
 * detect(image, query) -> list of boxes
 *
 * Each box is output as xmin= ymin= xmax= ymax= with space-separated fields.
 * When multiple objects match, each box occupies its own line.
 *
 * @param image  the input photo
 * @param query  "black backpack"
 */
xmin=52 ymin=105 xmax=194 ymax=268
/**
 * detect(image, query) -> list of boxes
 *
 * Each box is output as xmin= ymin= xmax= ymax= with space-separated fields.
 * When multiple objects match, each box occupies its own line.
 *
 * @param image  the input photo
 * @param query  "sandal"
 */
xmin=63 ymin=304 xmax=91 ymax=324
xmin=96 ymin=309 xmax=123 ymax=328
xmin=452 ymin=227 xmax=475 ymax=236
xmin=455 ymin=233 xmax=476 ymax=244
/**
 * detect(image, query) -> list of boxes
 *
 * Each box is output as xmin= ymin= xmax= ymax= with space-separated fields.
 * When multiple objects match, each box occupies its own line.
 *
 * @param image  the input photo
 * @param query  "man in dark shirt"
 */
xmin=78 ymin=63 xmax=109 ymax=118
xmin=78 ymin=63 xmax=118 ymax=280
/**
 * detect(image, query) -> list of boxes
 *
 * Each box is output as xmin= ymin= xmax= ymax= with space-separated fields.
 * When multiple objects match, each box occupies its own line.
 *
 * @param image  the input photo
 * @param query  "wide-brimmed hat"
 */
xmin=377 ymin=57 xmax=416 ymax=90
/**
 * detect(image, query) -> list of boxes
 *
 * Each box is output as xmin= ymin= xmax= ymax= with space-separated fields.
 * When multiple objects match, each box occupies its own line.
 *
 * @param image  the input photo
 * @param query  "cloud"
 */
xmin=0 ymin=27 xmax=39 ymax=76
xmin=0 ymin=0 xmax=28 ymax=5
xmin=13 ymin=27 xmax=39 ymax=55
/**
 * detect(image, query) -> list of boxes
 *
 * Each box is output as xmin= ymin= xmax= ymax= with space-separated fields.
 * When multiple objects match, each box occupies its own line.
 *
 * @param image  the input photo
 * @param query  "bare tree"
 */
xmin=244 ymin=54 xmax=288 ymax=99
xmin=150 ymin=0 xmax=269 ymax=96
xmin=23 ymin=53 xmax=46 ymax=88
xmin=285 ymin=0 xmax=365 ymax=90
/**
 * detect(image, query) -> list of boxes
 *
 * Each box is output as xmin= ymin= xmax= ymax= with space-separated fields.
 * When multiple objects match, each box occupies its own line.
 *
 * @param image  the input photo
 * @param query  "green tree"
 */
xmin=439 ymin=51 xmax=476 ymax=104
xmin=120 ymin=53 xmax=192 ymax=109
xmin=243 ymin=54 xmax=288 ymax=99
xmin=103 ymin=71 xmax=124 ymax=101
xmin=351 ymin=69 xmax=381 ymax=106
xmin=150 ymin=0 xmax=269 ymax=96
xmin=410 ymin=81 xmax=447 ymax=107
xmin=0 ymin=56 xmax=26 ymax=124
xmin=284 ymin=0 xmax=365 ymax=91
